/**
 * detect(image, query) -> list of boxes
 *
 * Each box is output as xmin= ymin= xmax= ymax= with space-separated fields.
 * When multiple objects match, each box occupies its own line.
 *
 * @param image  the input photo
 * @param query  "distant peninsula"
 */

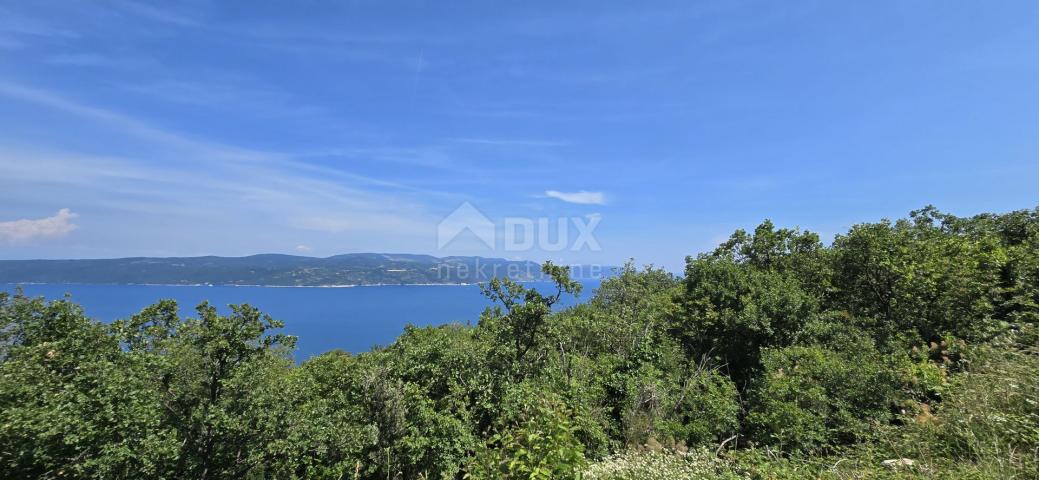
xmin=0 ymin=253 xmax=611 ymax=286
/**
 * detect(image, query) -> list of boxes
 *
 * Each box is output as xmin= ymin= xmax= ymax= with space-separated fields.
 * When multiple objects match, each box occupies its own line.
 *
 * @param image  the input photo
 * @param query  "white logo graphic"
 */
xmin=437 ymin=203 xmax=602 ymax=252
xmin=437 ymin=202 xmax=495 ymax=249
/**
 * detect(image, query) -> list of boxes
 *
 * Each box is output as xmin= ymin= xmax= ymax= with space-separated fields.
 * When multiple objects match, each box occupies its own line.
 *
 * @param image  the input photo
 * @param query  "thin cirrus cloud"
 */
xmin=0 ymin=81 xmax=441 ymax=238
xmin=0 ymin=208 xmax=78 ymax=244
xmin=544 ymin=190 xmax=607 ymax=205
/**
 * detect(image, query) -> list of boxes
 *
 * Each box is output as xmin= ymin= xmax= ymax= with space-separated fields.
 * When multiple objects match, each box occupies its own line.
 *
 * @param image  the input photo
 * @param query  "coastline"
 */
xmin=0 ymin=279 xmax=604 ymax=289
xmin=1 ymin=281 xmax=482 ymax=288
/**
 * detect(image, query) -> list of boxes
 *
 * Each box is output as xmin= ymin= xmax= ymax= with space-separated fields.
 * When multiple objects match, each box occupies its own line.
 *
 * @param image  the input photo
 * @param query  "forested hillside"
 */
xmin=0 ymin=254 xmax=587 ymax=286
xmin=1 ymin=206 xmax=1037 ymax=479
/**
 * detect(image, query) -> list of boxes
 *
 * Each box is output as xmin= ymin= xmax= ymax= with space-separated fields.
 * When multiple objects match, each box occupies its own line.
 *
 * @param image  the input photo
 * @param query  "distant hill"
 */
xmin=0 ymin=254 xmax=611 ymax=286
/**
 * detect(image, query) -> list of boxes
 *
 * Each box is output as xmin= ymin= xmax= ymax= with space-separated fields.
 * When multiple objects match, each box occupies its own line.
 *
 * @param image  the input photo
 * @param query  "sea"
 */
xmin=0 ymin=281 xmax=599 ymax=360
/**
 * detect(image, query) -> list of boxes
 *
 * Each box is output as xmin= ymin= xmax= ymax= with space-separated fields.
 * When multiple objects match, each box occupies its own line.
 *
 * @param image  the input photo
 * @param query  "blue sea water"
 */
xmin=1 ymin=282 xmax=598 ymax=359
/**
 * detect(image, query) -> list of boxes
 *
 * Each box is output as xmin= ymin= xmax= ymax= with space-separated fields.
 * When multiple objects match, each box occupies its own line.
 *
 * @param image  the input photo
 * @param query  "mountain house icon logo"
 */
xmin=437 ymin=202 xmax=496 ymax=249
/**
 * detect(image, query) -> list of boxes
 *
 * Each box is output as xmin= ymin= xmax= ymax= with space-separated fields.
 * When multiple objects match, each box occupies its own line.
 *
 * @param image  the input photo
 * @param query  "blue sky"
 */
xmin=1 ymin=1 xmax=1037 ymax=270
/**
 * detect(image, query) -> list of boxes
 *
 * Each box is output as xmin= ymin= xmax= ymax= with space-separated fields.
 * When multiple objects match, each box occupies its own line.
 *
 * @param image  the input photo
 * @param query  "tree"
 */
xmin=0 ymin=293 xmax=177 ymax=478
xmin=830 ymin=210 xmax=1004 ymax=345
xmin=479 ymin=261 xmax=582 ymax=375
xmin=675 ymin=254 xmax=818 ymax=385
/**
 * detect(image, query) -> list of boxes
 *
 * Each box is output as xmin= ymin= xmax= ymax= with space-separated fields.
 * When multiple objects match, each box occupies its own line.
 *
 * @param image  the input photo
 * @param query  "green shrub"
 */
xmin=466 ymin=392 xmax=586 ymax=480
xmin=829 ymin=210 xmax=1008 ymax=345
xmin=657 ymin=364 xmax=740 ymax=448
xmin=677 ymin=255 xmax=819 ymax=383
xmin=892 ymin=346 xmax=1039 ymax=473
xmin=746 ymin=344 xmax=899 ymax=453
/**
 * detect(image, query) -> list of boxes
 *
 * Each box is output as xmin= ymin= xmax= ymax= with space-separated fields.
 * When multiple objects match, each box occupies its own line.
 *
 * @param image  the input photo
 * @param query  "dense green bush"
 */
xmin=886 ymin=344 xmax=1039 ymax=474
xmin=618 ymin=361 xmax=740 ymax=449
xmin=0 ymin=297 xmax=178 ymax=478
xmin=745 ymin=344 xmax=899 ymax=453
xmin=466 ymin=389 xmax=586 ymax=480
xmin=676 ymin=255 xmax=819 ymax=384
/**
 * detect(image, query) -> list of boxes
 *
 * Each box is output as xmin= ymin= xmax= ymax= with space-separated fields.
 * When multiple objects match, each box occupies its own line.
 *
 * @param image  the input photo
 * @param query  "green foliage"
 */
xmin=0 ymin=294 xmax=177 ymax=478
xmin=466 ymin=390 xmax=586 ymax=480
xmin=248 ymin=351 xmax=375 ymax=479
xmin=2 ymin=206 xmax=1039 ymax=478
xmin=746 ymin=343 xmax=899 ymax=453
xmin=0 ymin=294 xmax=298 ymax=479
xmin=712 ymin=219 xmax=829 ymax=293
xmin=150 ymin=302 xmax=296 ymax=479
xmin=677 ymin=254 xmax=818 ymax=383
xmin=479 ymin=261 xmax=582 ymax=374
xmin=588 ymin=261 xmax=681 ymax=360
xmin=888 ymin=345 xmax=1039 ymax=473
xmin=662 ymin=364 xmax=741 ymax=447
xmin=830 ymin=208 xmax=1007 ymax=344
xmin=617 ymin=360 xmax=739 ymax=449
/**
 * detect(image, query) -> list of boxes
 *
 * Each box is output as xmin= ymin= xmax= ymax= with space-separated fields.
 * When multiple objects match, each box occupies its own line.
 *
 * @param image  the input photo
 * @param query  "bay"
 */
xmin=1 ymin=281 xmax=598 ymax=359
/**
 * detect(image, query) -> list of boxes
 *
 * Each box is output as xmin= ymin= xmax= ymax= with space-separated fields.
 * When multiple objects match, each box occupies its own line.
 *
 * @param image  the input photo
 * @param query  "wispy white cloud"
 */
xmin=0 ymin=81 xmax=429 ymax=189
xmin=0 ymin=208 xmax=78 ymax=244
xmin=0 ymin=81 xmax=254 ymax=159
xmin=0 ymin=82 xmax=447 ymax=246
xmin=119 ymin=73 xmax=320 ymax=114
xmin=0 ymin=8 xmax=78 ymax=39
xmin=116 ymin=1 xmax=205 ymax=28
xmin=204 ymin=20 xmax=427 ymax=69
xmin=293 ymin=146 xmax=457 ymax=170
xmin=0 ymin=81 xmax=412 ymax=186
xmin=293 ymin=212 xmax=429 ymax=235
xmin=450 ymin=138 xmax=570 ymax=147
xmin=544 ymin=190 xmax=607 ymax=205
xmin=295 ymin=244 xmax=313 ymax=252
xmin=44 ymin=52 xmax=158 ymax=70
xmin=0 ymin=144 xmax=437 ymax=236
